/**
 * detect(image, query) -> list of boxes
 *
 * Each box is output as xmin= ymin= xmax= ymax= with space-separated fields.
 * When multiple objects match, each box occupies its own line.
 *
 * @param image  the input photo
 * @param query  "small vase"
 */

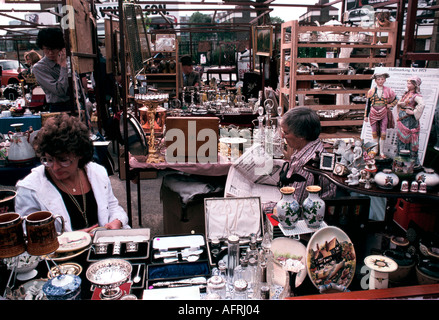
xmin=276 ymin=187 xmax=300 ymax=229
xmin=416 ymin=168 xmax=439 ymax=188
xmin=374 ymin=169 xmax=399 ymax=190
xmin=302 ymin=186 xmax=325 ymax=228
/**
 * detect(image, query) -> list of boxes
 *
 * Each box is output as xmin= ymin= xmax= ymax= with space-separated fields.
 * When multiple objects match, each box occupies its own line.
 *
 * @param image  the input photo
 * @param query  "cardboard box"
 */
xmin=165 ymin=117 xmax=219 ymax=163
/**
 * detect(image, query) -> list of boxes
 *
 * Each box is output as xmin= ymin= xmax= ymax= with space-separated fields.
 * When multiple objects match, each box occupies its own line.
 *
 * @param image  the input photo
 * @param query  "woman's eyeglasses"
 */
xmin=40 ymin=156 xmax=75 ymax=168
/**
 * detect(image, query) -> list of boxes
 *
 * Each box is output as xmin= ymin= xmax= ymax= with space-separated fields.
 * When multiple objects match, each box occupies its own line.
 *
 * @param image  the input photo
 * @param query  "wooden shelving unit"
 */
xmin=279 ymin=20 xmax=398 ymax=139
xmin=145 ymin=39 xmax=180 ymax=97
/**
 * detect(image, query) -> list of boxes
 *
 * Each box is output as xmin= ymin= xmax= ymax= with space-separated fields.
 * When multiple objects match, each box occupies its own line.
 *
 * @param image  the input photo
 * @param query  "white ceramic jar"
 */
xmin=416 ymin=168 xmax=439 ymax=188
xmin=374 ymin=169 xmax=399 ymax=190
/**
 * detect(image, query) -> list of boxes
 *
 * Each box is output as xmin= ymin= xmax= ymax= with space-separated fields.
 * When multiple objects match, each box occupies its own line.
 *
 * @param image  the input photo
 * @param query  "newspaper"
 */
xmin=224 ymin=144 xmax=283 ymax=203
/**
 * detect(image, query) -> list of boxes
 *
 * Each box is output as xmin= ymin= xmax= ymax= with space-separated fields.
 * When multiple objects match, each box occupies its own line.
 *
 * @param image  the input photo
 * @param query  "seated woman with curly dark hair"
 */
xmin=15 ymin=113 xmax=129 ymax=233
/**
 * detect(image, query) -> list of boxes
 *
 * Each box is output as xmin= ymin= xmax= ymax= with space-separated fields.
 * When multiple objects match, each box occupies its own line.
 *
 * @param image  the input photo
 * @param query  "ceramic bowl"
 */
xmin=17 ymin=257 xmax=40 ymax=274
xmin=383 ymin=249 xmax=415 ymax=283
xmin=416 ymin=265 xmax=439 ymax=285
xmin=4 ymin=253 xmax=40 ymax=273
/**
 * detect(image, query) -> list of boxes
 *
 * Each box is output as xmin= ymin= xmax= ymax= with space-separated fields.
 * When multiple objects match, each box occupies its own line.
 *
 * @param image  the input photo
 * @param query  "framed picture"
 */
xmin=254 ymin=25 xmax=273 ymax=57
xmin=319 ymin=152 xmax=336 ymax=171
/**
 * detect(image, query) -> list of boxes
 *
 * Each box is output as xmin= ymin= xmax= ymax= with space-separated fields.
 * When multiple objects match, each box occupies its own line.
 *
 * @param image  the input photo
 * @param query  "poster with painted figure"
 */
xmin=361 ymin=67 xmax=439 ymax=165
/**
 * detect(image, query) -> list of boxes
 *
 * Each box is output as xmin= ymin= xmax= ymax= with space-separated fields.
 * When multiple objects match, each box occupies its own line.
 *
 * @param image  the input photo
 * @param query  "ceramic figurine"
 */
xmin=359 ymin=169 xmax=368 ymax=184
xmin=345 ymin=167 xmax=360 ymax=186
xmin=364 ymin=176 xmax=373 ymax=189
xmin=400 ymin=180 xmax=409 ymax=192
xmin=419 ymin=182 xmax=427 ymax=193
xmin=363 ymin=159 xmax=377 ymax=189
xmin=334 ymin=140 xmax=353 ymax=166
xmin=352 ymin=140 xmax=363 ymax=168
xmin=410 ymin=181 xmax=419 ymax=192
xmin=364 ymin=73 xmax=397 ymax=159
xmin=396 ymin=76 xmax=425 ymax=165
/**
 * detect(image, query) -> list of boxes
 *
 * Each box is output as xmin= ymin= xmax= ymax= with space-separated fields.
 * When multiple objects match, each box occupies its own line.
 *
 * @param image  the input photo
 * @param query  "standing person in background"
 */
xmin=22 ymin=50 xmax=42 ymax=75
xmin=181 ymin=55 xmax=201 ymax=87
xmin=32 ymin=27 xmax=72 ymax=112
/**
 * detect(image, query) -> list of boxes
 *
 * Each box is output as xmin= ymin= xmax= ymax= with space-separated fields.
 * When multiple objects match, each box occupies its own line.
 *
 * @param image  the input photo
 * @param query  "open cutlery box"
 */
xmin=204 ymin=196 xmax=265 ymax=265
xmin=86 ymin=228 xmax=151 ymax=289
xmin=146 ymin=234 xmax=211 ymax=290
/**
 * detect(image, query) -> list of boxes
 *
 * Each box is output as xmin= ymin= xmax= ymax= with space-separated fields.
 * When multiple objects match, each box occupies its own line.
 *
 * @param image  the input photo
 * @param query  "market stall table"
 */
xmin=0 ymin=115 xmax=42 ymax=134
xmin=0 ymin=159 xmax=40 ymax=186
xmin=129 ymin=153 xmax=232 ymax=226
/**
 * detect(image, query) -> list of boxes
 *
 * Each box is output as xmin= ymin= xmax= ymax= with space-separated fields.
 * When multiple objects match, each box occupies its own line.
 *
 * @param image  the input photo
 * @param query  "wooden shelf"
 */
xmin=145 ymin=42 xmax=180 ymax=97
xmin=279 ymin=20 xmax=398 ymax=140
xmin=145 ymin=73 xmax=178 ymax=77
xmin=303 ymin=162 xmax=439 ymax=200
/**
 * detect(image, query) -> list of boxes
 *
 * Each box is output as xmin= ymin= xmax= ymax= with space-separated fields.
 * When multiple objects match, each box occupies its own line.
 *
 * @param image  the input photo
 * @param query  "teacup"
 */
xmin=24 ymin=211 xmax=65 ymax=256
xmin=0 ymin=212 xmax=26 ymax=258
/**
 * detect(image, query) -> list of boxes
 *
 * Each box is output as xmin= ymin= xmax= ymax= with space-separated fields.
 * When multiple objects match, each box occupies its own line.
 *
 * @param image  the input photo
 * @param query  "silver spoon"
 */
xmin=133 ymin=264 xmax=142 ymax=283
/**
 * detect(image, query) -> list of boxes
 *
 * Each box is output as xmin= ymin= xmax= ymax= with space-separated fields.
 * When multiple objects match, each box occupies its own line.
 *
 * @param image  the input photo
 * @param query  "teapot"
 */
xmin=7 ymin=123 xmax=36 ymax=164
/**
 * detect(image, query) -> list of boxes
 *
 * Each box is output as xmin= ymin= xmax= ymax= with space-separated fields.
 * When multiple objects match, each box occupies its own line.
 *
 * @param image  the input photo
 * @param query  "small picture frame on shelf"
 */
xmin=155 ymin=34 xmax=176 ymax=52
xmin=254 ymin=26 xmax=273 ymax=57
xmin=320 ymin=152 xmax=336 ymax=171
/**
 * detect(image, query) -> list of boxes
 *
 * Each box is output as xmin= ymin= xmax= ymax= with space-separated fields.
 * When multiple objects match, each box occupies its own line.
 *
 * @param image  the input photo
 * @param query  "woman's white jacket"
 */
xmin=15 ymin=162 xmax=130 ymax=232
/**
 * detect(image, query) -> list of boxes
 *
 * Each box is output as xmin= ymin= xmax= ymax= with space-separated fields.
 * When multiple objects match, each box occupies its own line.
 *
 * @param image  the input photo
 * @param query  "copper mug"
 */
xmin=0 ymin=212 xmax=26 ymax=258
xmin=24 ymin=211 xmax=65 ymax=256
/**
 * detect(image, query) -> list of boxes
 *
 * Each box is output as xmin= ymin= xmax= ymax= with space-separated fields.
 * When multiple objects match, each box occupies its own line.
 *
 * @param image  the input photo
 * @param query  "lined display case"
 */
xmin=279 ymin=20 xmax=398 ymax=139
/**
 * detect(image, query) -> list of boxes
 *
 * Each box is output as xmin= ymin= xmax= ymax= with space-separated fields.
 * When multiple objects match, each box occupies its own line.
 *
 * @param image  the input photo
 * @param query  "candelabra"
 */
xmin=135 ymin=94 xmax=168 ymax=163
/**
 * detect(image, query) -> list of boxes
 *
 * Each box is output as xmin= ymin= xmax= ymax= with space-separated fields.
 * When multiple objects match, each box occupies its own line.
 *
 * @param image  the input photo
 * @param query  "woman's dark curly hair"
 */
xmin=33 ymin=114 xmax=93 ymax=168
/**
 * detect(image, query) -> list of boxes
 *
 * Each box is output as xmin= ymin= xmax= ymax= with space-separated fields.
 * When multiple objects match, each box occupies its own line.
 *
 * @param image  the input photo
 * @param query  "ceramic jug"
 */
xmin=7 ymin=123 xmax=36 ymax=164
xmin=0 ymin=212 xmax=26 ymax=258
xmin=302 ymin=185 xmax=326 ymax=228
xmin=24 ymin=211 xmax=65 ymax=256
xmin=275 ymin=187 xmax=300 ymax=230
